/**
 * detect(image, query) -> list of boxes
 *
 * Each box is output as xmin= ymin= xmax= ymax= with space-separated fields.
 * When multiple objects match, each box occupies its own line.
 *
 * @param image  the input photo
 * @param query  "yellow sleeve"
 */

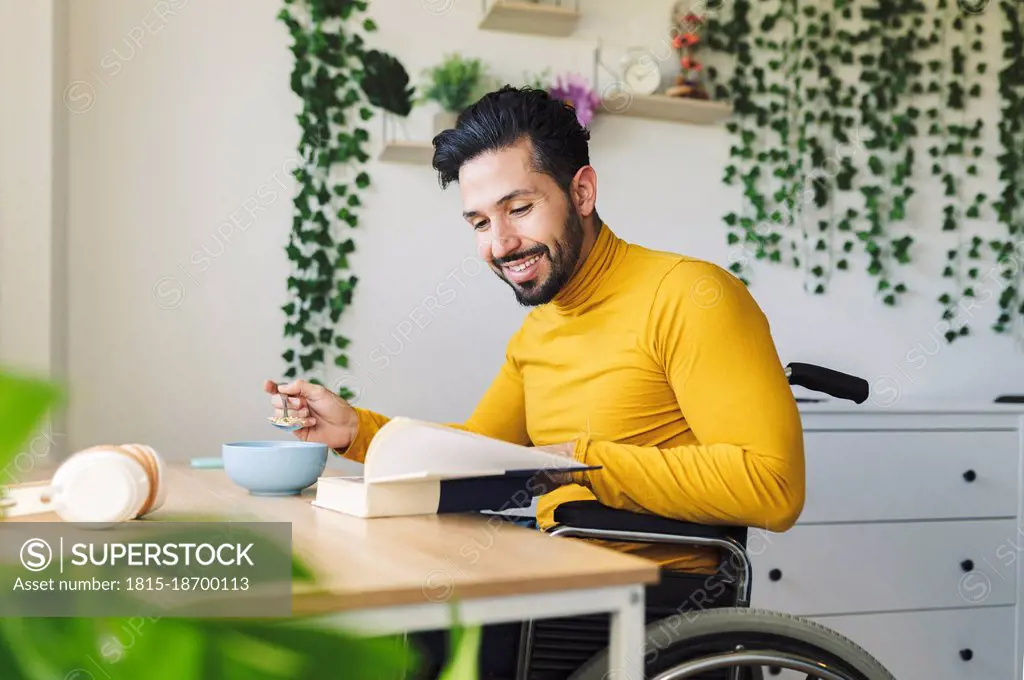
xmin=572 ymin=261 xmax=805 ymax=531
xmin=338 ymin=332 xmax=531 ymax=463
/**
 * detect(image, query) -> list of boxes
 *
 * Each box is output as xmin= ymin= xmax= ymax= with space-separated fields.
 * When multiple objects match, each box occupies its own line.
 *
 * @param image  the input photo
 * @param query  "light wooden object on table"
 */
xmin=479 ymin=1 xmax=579 ymax=37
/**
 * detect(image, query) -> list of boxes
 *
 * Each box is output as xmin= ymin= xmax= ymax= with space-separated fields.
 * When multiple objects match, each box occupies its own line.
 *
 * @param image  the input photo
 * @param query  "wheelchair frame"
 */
xmin=516 ymin=508 xmax=752 ymax=680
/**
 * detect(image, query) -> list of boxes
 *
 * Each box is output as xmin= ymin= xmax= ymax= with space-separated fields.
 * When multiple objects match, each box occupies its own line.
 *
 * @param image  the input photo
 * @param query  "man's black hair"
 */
xmin=431 ymin=85 xmax=592 ymax=193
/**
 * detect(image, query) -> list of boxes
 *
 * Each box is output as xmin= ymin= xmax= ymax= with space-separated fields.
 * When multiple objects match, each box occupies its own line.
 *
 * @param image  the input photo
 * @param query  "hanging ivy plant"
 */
xmin=703 ymin=0 xmax=1024 ymax=346
xmin=992 ymin=0 xmax=1024 ymax=336
xmin=277 ymin=1 xmax=411 ymax=395
xmin=854 ymin=0 xmax=923 ymax=307
xmin=705 ymin=0 xmax=760 ymax=286
xmin=933 ymin=0 xmax=990 ymax=341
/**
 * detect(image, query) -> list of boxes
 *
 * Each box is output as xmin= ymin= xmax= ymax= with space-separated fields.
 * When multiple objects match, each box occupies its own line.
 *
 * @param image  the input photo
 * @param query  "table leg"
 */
xmin=608 ymin=584 xmax=646 ymax=680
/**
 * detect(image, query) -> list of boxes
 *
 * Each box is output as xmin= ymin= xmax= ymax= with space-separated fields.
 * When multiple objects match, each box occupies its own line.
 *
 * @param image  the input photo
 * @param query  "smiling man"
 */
xmin=267 ymin=85 xmax=804 ymax=678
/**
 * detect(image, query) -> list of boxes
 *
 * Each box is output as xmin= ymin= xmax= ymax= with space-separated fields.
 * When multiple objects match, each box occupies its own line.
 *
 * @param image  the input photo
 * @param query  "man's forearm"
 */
xmin=572 ymin=436 xmax=805 ymax=532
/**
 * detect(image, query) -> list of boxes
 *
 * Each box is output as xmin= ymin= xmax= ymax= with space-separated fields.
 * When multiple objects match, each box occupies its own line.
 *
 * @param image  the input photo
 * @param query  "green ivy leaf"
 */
xmin=355 ymin=172 xmax=371 ymax=189
xmin=883 ymin=294 xmax=896 ymax=306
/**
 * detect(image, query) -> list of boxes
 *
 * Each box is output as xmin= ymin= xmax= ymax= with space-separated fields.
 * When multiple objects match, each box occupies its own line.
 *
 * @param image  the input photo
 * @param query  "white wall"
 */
xmin=57 ymin=0 xmax=1021 ymax=461
xmin=0 ymin=0 xmax=69 ymax=462
xmin=0 ymin=0 xmax=68 ymax=380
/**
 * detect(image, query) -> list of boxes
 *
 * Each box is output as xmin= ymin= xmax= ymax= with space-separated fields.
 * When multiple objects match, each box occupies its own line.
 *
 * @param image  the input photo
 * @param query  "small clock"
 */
xmin=620 ymin=48 xmax=662 ymax=96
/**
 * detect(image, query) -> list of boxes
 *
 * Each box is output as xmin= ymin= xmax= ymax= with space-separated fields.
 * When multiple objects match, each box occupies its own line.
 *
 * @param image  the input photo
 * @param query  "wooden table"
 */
xmin=5 ymin=466 xmax=660 ymax=677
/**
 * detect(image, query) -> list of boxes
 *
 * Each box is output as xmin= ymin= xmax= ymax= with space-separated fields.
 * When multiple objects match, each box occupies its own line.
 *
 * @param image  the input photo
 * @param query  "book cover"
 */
xmin=312 ymin=418 xmax=598 ymax=518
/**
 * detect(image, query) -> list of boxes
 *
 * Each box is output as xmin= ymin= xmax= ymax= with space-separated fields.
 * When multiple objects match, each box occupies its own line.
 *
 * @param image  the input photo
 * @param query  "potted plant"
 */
xmin=419 ymin=53 xmax=488 ymax=134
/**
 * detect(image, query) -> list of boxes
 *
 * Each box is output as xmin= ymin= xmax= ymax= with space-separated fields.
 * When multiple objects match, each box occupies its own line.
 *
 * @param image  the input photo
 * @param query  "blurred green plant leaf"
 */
xmin=360 ymin=49 xmax=414 ymax=117
xmin=0 ymin=370 xmax=61 ymax=469
xmin=439 ymin=619 xmax=482 ymax=680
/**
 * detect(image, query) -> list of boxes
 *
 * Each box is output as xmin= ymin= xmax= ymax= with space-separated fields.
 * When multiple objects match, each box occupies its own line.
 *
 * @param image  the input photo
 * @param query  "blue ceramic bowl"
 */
xmin=221 ymin=441 xmax=328 ymax=496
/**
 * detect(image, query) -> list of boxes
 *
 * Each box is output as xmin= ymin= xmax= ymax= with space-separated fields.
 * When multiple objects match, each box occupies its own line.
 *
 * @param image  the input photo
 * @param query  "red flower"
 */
xmin=672 ymin=34 xmax=685 ymax=49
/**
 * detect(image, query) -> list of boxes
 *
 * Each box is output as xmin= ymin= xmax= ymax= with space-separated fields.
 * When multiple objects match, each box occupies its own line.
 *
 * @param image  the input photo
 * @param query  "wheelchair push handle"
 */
xmin=785 ymin=362 xmax=869 ymax=404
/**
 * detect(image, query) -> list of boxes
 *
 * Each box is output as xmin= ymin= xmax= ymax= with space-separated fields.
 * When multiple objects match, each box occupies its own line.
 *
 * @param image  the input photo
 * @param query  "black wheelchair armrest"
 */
xmin=552 ymin=500 xmax=748 ymax=545
xmin=550 ymin=501 xmax=753 ymax=607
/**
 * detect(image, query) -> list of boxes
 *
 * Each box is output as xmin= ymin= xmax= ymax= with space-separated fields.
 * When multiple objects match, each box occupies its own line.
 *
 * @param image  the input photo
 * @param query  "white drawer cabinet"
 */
xmin=751 ymin=519 xmax=1018 ymax=615
xmin=753 ymin=404 xmax=1024 ymax=679
xmin=801 ymin=430 xmax=1019 ymax=523
xmin=772 ymin=607 xmax=1016 ymax=680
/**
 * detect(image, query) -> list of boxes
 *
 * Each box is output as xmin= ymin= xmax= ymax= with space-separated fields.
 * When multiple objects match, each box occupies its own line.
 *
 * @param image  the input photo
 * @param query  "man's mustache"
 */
xmin=493 ymin=246 xmax=548 ymax=266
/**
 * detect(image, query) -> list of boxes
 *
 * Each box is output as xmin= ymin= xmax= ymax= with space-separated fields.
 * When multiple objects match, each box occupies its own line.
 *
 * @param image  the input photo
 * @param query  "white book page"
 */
xmin=364 ymin=417 xmax=588 ymax=483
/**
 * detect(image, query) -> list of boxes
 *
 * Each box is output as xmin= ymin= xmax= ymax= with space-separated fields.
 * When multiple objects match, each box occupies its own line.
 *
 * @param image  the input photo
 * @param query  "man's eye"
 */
xmin=511 ymin=205 xmax=532 ymax=216
xmin=473 ymin=220 xmax=489 ymax=230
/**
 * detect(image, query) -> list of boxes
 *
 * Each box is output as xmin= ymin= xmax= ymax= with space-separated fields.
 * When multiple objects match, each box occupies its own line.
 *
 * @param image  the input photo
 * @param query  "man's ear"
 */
xmin=572 ymin=165 xmax=598 ymax=218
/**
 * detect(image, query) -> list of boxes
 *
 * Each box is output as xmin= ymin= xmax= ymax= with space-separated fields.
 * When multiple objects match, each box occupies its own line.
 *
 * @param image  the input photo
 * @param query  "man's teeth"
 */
xmin=506 ymin=255 xmax=541 ymax=272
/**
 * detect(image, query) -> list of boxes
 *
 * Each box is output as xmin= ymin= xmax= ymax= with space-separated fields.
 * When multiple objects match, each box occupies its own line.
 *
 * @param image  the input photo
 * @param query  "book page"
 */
xmin=364 ymin=418 xmax=589 ymax=483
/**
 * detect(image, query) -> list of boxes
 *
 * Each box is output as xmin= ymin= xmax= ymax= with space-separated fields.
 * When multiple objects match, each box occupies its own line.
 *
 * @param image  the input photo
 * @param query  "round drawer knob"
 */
xmin=963 ymin=470 xmax=977 ymax=482
xmin=768 ymin=666 xmax=781 ymax=676
xmin=768 ymin=568 xmax=783 ymax=582
xmin=961 ymin=559 xmax=975 ymax=572
xmin=960 ymin=648 xmax=973 ymax=662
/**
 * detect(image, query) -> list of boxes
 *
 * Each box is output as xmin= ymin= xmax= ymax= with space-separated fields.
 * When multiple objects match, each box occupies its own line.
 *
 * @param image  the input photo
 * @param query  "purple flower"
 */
xmin=549 ymin=74 xmax=601 ymax=127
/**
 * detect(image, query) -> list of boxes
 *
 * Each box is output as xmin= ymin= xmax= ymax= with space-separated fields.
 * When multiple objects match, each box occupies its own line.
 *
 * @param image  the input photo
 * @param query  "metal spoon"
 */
xmin=268 ymin=383 xmax=305 ymax=432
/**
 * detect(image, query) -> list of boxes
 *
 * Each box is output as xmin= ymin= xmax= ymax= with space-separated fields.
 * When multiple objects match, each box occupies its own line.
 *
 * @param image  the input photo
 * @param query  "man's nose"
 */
xmin=488 ymin=223 xmax=522 ymax=261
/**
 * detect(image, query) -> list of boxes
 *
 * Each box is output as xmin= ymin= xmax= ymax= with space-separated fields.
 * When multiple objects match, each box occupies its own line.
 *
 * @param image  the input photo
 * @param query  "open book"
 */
xmin=312 ymin=417 xmax=598 ymax=518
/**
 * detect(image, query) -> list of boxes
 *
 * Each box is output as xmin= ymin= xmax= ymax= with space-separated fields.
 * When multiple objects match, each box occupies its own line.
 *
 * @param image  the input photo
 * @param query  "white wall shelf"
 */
xmin=379 ymin=141 xmax=434 ymax=166
xmin=601 ymin=93 xmax=733 ymax=126
xmin=479 ymin=1 xmax=580 ymax=37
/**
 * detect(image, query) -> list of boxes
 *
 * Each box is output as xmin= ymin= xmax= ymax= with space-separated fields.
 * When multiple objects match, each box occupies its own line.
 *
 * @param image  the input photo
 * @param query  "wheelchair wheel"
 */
xmin=568 ymin=608 xmax=896 ymax=680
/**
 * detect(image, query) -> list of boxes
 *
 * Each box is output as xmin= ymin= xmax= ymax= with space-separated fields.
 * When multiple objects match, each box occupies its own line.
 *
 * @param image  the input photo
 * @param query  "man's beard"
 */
xmin=493 ymin=208 xmax=585 ymax=307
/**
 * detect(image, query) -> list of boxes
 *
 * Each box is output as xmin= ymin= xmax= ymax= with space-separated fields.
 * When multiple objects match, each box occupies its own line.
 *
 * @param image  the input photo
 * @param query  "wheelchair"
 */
xmin=513 ymin=363 xmax=897 ymax=680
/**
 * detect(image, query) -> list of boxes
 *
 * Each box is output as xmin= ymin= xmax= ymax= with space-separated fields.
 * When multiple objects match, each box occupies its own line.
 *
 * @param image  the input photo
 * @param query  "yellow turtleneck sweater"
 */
xmin=339 ymin=225 xmax=805 ymax=572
